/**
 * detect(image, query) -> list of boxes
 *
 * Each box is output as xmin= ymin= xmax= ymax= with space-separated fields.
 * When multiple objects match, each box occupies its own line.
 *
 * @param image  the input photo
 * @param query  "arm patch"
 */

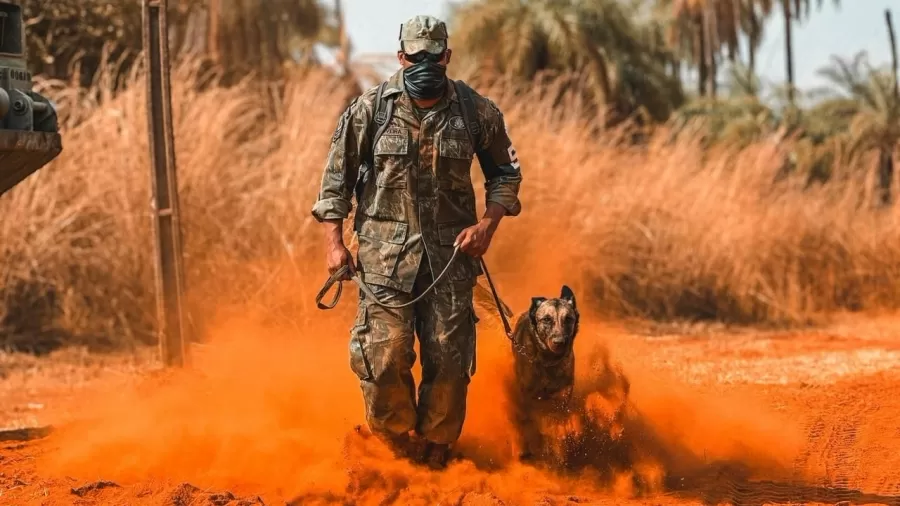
xmin=332 ymin=99 xmax=358 ymax=144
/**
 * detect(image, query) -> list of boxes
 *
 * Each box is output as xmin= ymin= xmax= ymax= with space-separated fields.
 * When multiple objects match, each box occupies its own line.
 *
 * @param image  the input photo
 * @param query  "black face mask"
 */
xmin=403 ymin=60 xmax=447 ymax=100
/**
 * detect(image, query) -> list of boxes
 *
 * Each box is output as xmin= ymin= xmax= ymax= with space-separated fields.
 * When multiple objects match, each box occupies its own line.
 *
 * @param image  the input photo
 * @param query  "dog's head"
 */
xmin=528 ymin=285 xmax=579 ymax=355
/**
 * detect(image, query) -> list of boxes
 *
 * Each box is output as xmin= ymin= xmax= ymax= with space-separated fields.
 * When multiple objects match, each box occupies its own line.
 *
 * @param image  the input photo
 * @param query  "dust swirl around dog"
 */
xmin=37 ymin=293 xmax=804 ymax=505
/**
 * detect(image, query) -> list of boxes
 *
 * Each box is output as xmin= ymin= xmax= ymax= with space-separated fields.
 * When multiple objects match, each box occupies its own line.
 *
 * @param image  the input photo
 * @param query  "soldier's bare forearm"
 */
xmin=323 ymin=219 xmax=345 ymax=247
xmin=481 ymin=202 xmax=507 ymax=234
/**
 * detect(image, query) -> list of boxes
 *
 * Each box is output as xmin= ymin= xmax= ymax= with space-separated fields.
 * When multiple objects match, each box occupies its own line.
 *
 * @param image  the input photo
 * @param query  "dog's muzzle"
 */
xmin=548 ymin=337 xmax=569 ymax=353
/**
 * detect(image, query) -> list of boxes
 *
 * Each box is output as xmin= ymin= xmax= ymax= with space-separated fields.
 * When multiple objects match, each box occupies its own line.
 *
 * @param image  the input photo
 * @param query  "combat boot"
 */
xmin=380 ymin=431 xmax=416 ymax=460
xmin=421 ymin=442 xmax=451 ymax=470
xmin=356 ymin=425 xmax=420 ymax=462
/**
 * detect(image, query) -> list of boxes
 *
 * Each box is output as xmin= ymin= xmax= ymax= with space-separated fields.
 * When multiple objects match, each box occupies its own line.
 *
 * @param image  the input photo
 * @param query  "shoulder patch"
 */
xmin=332 ymin=104 xmax=353 ymax=144
xmin=331 ymin=116 xmax=345 ymax=144
xmin=484 ymin=96 xmax=501 ymax=114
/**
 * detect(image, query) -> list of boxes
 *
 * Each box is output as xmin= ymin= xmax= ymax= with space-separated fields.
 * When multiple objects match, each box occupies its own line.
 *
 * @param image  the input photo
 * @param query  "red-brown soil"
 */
xmin=2 ymin=313 xmax=900 ymax=505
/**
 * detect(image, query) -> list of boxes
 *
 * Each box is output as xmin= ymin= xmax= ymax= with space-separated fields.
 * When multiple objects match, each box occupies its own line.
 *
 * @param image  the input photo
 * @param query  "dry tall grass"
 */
xmin=2 ymin=57 xmax=899 ymax=353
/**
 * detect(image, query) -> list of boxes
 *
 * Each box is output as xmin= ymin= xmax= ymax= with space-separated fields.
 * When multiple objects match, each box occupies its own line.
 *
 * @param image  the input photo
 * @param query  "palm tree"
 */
xmin=724 ymin=60 xmax=762 ymax=97
xmin=208 ymin=0 xmax=330 ymax=76
xmin=815 ymin=51 xmax=899 ymax=203
xmin=656 ymin=0 xmax=715 ymax=97
xmin=741 ymin=0 xmax=774 ymax=79
xmin=780 ymin=0 xmax=841 ymax=104
xmin=653 ymin=2 xmax=704 ymax=96
xmin=658 ymin=0 xmax=774 ymax=99
xmin=449 ymin=0 xmax=684 ymax=124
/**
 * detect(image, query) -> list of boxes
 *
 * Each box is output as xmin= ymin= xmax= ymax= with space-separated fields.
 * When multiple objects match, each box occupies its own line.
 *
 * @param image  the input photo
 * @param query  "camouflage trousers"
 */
xmin=349 ymin=257 xmax=477 ymax=445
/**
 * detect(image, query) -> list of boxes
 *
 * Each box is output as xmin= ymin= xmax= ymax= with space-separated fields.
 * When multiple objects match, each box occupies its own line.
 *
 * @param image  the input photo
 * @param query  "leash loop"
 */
xmin=316 ymin=245 xmax=518 ymax=355
xmin=316 ymin=245 xmax=462 ymax=310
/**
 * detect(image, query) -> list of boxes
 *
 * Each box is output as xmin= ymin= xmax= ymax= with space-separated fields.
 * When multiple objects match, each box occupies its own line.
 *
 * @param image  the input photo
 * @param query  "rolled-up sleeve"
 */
xmin=478 ymin=99 xmax=522 ymax=216
xmin=311 ymin=97 xmax=370 ymax=222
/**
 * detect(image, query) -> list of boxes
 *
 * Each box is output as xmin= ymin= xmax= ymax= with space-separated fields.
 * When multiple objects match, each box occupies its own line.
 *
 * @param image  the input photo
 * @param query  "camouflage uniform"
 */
xmin=311 ymin=15 xmax=523 ymax=454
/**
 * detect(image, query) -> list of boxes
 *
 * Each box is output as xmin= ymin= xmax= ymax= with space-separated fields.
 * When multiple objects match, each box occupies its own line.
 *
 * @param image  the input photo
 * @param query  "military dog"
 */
xmin=506 ymin=285 xmax=580 ymax=463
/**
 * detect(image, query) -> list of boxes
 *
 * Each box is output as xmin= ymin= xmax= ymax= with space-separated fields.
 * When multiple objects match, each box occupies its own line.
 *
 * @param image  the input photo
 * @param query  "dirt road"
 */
xmin=2 ymin=313 xmax=900 ymax=505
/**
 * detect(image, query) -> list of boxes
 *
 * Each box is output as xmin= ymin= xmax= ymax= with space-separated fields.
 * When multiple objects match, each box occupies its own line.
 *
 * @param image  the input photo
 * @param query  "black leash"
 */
xmin=478 ymin=257 xmax=513 ymax=339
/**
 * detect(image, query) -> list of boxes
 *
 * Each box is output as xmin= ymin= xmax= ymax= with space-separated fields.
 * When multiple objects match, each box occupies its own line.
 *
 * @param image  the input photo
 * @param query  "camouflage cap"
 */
xmin=399 ymin=15 xmax=448 ymax=55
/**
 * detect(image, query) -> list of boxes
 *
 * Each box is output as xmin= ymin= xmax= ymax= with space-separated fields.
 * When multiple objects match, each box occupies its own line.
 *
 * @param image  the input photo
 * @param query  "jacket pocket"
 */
xmin=357 ymin=219 xmax=409 ymax=279
xmin=437 ymin=132 xmax=474 ymax=191
xmin=374 ymin=127 xmax=409 ymax=189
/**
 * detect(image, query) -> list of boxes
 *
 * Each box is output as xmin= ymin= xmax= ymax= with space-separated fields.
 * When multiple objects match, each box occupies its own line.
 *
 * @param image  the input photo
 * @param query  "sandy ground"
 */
xmin=2 ymin=314 xmax=900 ymax=506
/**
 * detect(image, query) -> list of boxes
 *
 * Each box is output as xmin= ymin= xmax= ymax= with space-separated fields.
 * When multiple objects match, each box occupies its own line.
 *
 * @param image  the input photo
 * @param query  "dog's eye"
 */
xmin=541 ymin=316 xmax=553 ymax=324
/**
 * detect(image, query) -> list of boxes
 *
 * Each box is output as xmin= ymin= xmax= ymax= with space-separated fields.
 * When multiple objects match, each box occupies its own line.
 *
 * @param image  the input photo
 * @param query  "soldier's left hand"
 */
xmin=454 ymin=221 xmax=494 ymax=257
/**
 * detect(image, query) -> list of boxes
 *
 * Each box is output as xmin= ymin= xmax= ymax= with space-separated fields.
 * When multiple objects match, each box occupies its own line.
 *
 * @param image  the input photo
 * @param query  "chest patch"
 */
xmin=449 ymin=116 xmax=466 ymax=131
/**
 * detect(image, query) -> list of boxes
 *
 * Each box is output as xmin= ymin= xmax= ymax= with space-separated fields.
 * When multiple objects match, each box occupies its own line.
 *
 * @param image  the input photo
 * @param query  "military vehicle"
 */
xmin=0 ymin=1 xmax=62 ymax=198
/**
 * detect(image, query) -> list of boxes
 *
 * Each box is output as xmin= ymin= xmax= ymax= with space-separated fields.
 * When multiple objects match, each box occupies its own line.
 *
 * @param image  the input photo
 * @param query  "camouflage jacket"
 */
xmin=311 ymin=69 xmax=523 ymax=293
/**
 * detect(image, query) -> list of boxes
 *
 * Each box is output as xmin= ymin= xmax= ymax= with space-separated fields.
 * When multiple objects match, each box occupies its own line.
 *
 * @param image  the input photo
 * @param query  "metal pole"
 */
xmin=143 ymin=0 xmax=188 ymax=367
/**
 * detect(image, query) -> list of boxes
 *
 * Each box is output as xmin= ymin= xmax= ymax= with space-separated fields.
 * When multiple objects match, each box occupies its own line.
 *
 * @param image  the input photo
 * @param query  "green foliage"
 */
xmin=669 ymin=95 xmax=777 ymax=148
xmin=724 ymin=61 xmax=763 ymax=98
xmin=19 ymin=0 xmax=154 ymax=86
xmin=210 ymin=0 xmax=329 ymax=76
xmin=17 ymin=0 xmax=331 ymax=85
xmin=448 ymin=0 xmax=685 ymax=123
xmin=11 ymin=0 xmax=894 ymax=189
xmin=814 ymin=51 xmax=900 ymax=152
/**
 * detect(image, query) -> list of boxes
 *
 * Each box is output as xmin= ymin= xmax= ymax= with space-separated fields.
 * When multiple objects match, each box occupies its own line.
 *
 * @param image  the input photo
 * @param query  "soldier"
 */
xmin=311 ymin=14 xmax=523 ymax=470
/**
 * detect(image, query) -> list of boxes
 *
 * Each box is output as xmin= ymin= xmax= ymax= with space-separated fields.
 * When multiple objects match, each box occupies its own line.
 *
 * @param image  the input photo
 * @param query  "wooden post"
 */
xmin=782 ymin=0 xmax=795 ymax=105
xmin=143 ymin=0 xmax=189 ymax=367
xmin=879 ymin=9 xmax=898 ymax=207
xmin=335 ymin=0 xmax=350 ymax=76
xmin=208 ymin=0 xmax=219 ymax=63
xmin=887 ymin=9 xmax=898 ymax=100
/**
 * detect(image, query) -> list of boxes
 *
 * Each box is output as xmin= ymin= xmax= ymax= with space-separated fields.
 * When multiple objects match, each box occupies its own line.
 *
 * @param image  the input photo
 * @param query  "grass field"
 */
xmin=3 ymin=57 xmax=900 ymax=356
xmin=2 ymin=58 xmax=900 ymax=505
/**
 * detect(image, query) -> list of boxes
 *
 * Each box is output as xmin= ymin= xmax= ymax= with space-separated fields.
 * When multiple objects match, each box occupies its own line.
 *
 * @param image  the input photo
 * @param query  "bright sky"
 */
xmin=342 ymin=0 xmax=896 ymax=91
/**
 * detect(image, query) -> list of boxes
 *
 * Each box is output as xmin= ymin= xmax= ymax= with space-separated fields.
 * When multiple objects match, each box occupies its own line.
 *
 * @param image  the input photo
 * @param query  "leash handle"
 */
xmin=315 ymin=266 xmax=348 ymax=310
xmin=479 ymin=258 xmax=513 ymax=339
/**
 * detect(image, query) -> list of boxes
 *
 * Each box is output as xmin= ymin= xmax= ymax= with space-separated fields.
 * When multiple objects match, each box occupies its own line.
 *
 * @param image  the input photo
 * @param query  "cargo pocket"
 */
xmin=437 ymin=133 xmax=474 ymax=191
xmin=357 ymin=219 xmax=408 ymax=279
xmin=374 ymin=127 xmax=409 ymax=189
xmin=349 ymin=306 xmax=374 ymax=382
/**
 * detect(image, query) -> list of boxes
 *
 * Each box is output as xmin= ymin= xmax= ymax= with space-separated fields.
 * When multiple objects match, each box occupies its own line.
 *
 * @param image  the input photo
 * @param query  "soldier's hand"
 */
xmin=327 ymin=243 xmax=356 ymax=280
xmin=454 ymin=221 xmax=494 ymax=257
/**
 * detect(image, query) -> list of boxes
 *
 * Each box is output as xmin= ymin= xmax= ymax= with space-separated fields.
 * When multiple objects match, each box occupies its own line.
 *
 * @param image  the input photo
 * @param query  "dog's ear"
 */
xmin=529 ymin=297 xmax=547 ymax=326
xmin=560 ymin=285 xmax=576 ymax=310
xmin=560 ymin=286 xmax=579 ymax=339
